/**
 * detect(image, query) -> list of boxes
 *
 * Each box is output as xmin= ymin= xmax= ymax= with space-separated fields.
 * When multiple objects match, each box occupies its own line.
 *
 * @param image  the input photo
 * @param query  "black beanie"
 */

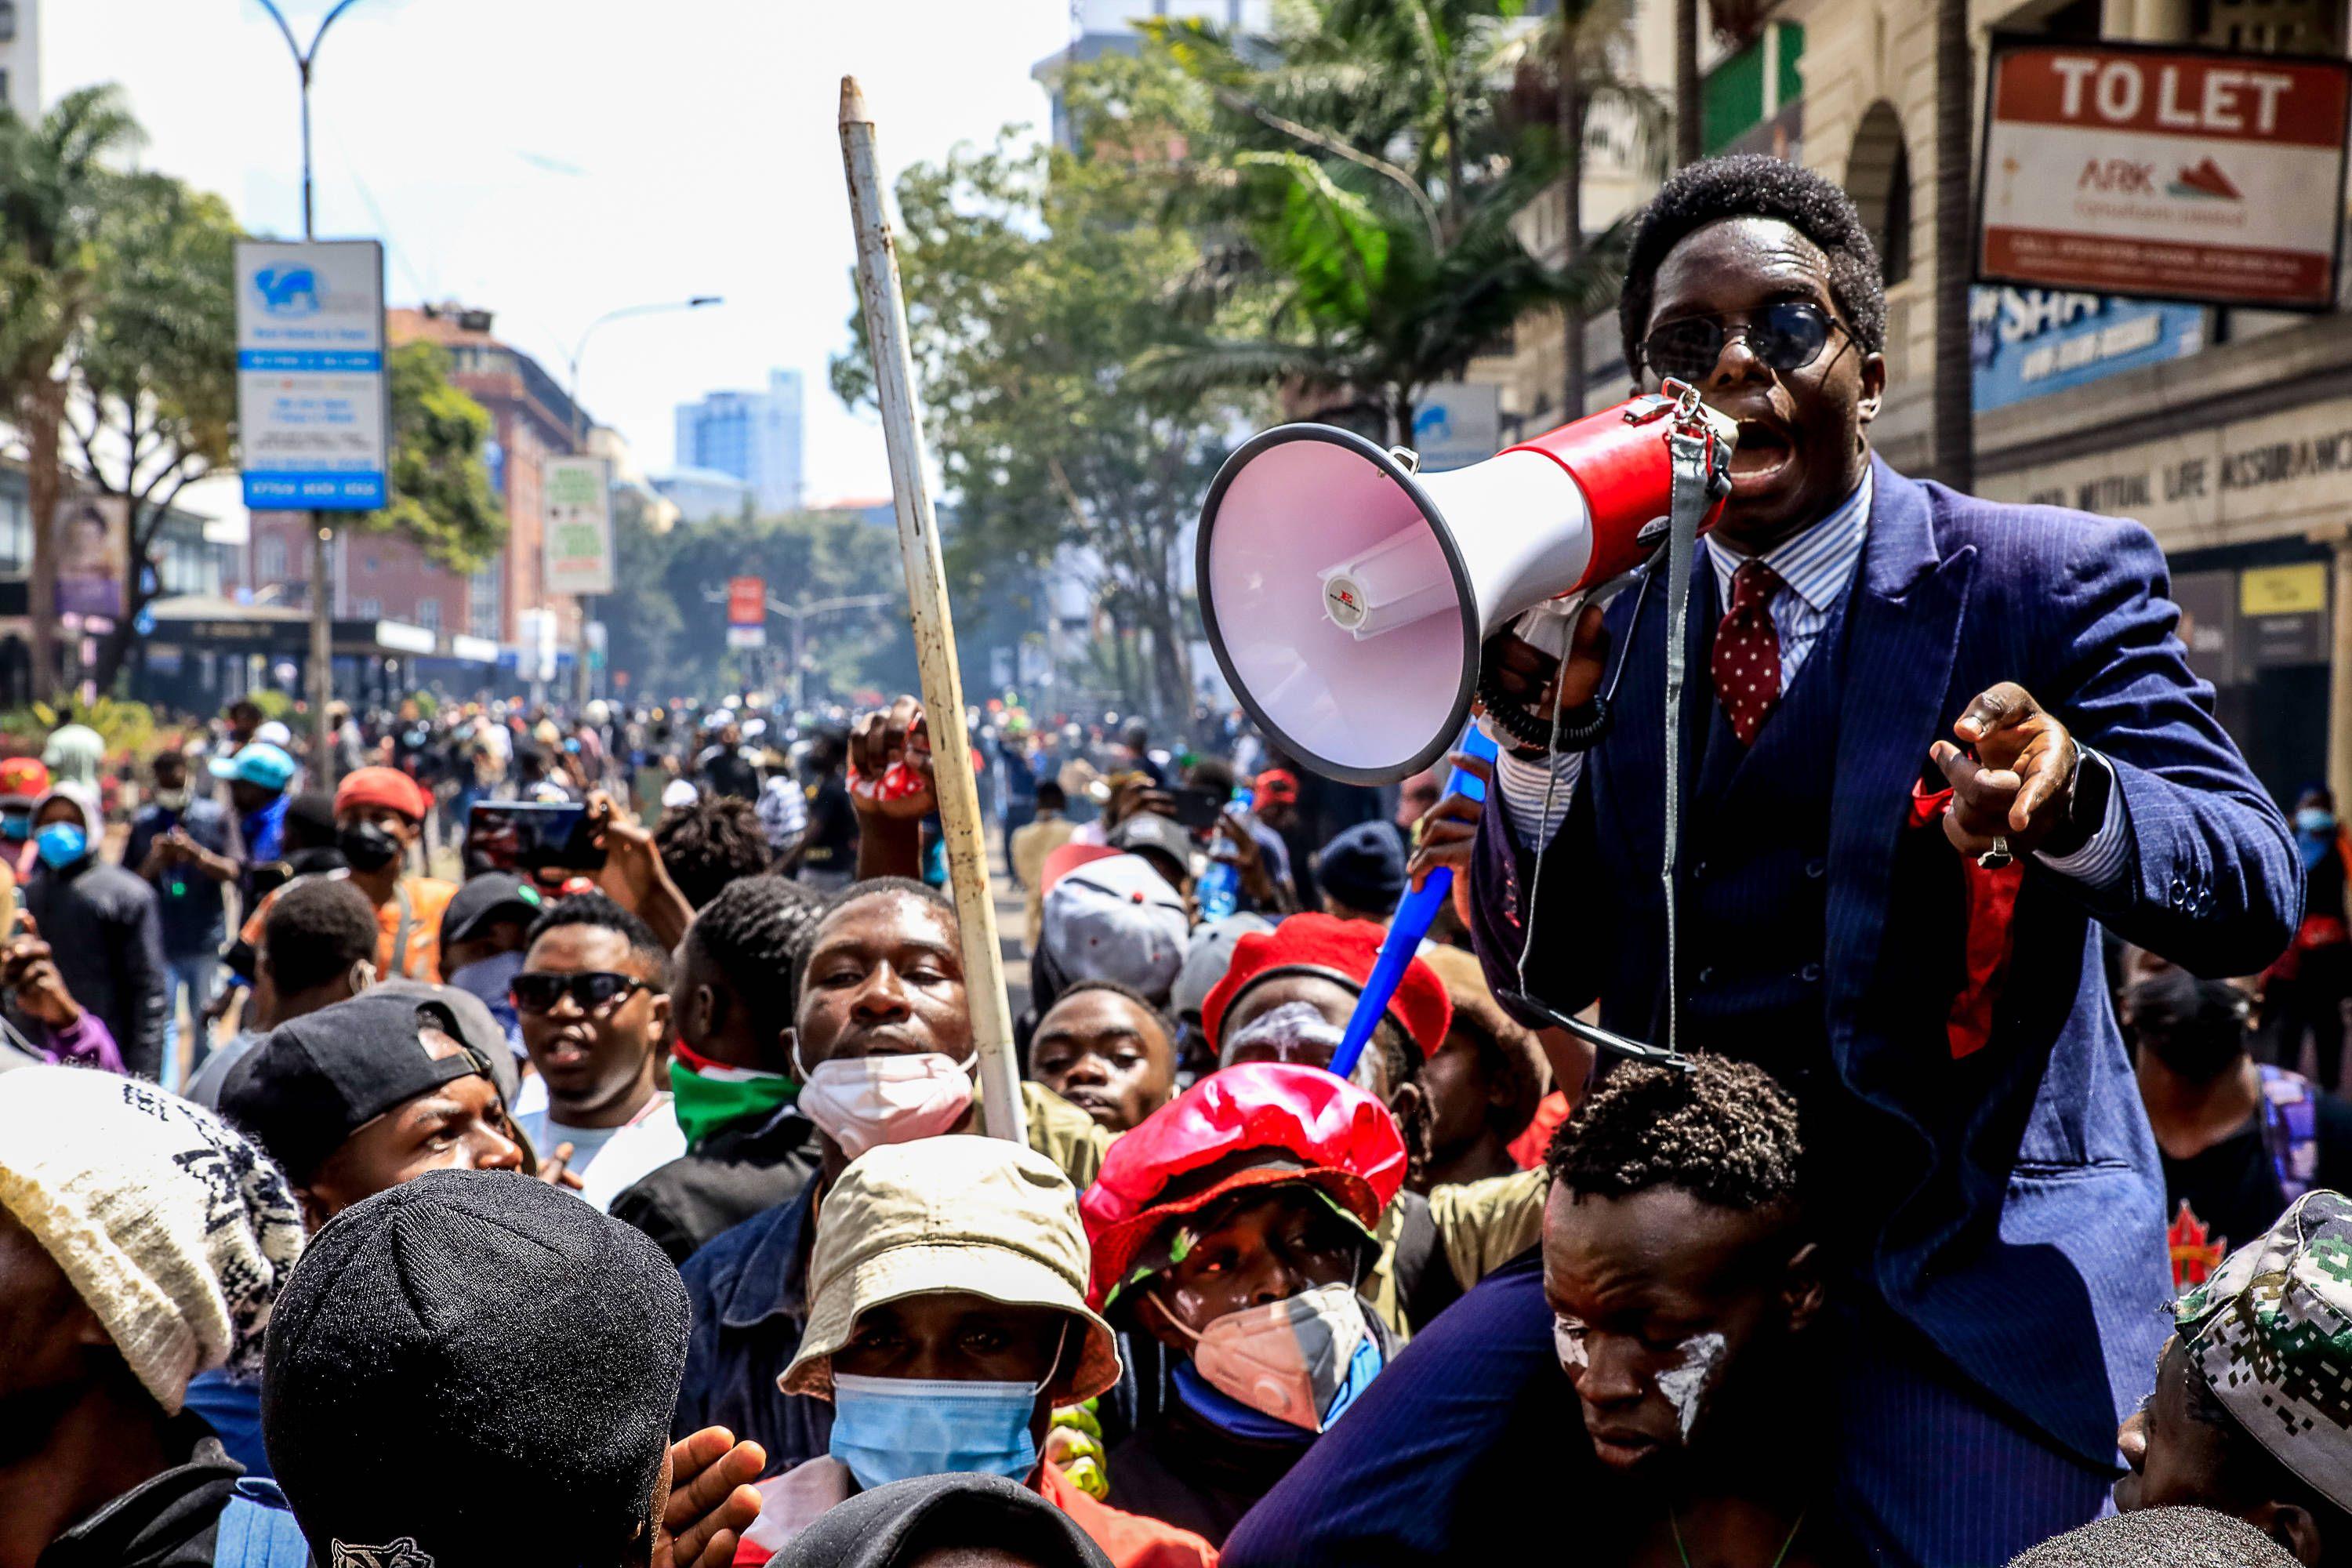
xmin=261 ymin=1169 xmax=689 ymax=1566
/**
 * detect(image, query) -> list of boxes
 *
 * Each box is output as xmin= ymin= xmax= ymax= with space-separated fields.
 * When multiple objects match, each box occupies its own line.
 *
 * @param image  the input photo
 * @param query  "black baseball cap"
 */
xmin=263 ymin=1171 xmax=690 ymax=1565
xmin=1109 ymin=813 xmax=1193 ymax=875
xmin=218 ymin=990 xmax=498 ymax=1185
xmin=371 ymin=978 xmax=522 ymax=1105
xmin=441 ymin=873 xmax=547 ymax=949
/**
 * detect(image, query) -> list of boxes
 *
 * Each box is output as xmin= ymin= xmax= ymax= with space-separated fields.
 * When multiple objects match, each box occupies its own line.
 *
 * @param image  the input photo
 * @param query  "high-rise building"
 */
xmin=673 ymin=369 xmax=803 ymax=516
xmin=1033 ymin=0 xmax=1272 ymax=149
xmin=0 ymin=0 xmax=42 ymax=117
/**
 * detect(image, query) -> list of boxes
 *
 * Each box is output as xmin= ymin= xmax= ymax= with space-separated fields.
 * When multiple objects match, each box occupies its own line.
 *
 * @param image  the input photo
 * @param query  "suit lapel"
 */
xmin=1826 ymin=458 xmax=1976 ymax=1046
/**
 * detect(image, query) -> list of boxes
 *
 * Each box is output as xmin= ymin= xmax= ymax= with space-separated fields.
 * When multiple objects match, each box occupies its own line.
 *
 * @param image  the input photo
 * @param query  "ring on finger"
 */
xmin=1976 ymin=835 xmax=2014 ymax=871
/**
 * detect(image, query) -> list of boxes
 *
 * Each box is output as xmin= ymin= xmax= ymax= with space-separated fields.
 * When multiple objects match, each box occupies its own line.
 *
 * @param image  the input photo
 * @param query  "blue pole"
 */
xmin=1329 ymin=725 xmax=1497 ymax=1080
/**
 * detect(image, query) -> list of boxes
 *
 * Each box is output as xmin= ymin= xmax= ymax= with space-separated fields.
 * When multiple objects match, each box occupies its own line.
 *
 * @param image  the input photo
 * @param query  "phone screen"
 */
xmin=1171 ymin=786 xmax=1227 ymax=831
xmin=466 ymin=802 xmax=607 ymax=874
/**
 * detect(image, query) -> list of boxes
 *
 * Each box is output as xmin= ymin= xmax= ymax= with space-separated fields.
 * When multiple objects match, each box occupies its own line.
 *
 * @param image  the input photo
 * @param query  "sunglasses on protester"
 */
xmin=1640 ymin=299 xmax=1846 ymax=385
xmin=510 ymin=970 xmax=650 ymax=1014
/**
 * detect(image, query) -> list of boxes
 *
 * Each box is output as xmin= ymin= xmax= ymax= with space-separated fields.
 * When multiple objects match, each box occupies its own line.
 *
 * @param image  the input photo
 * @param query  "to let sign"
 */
xmin=1977 ymin=41 xmax=2352 ymax=310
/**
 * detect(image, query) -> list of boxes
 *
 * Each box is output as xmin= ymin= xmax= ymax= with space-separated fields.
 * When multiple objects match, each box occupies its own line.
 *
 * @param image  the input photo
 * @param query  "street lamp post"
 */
xmin=254 ymin=0 xmax=368 ymax=784
xmin=564 ymin=296 xmax=720 ymax=709
xmin=702 ymin=589 xmax=894 ymax=711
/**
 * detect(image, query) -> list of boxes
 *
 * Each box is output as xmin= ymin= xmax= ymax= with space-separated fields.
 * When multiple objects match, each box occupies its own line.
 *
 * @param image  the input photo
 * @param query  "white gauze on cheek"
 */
xmin=1654 ymin=1331 xmax=1726 ymax=1439
xmin=1225 ymin=1000 xmax=1345 ymax=1059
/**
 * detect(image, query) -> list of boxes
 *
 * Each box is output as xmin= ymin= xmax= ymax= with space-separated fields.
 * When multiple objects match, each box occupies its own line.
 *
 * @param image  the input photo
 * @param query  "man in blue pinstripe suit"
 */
xmin=1222 ymin=155 xmax=2301 ymax=1567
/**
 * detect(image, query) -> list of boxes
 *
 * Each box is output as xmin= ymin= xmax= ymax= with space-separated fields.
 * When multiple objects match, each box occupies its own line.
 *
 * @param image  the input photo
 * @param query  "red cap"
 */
xmin=0 ymin=757 xmax=49 ymax=801
xmin=1251 ymin=768 xmax=1299 ymax=808
xmin=1079 ymin=1062 xmax=1406 ymax=1309
xmin=1200 ymin=911 xmax=1451 ymax=1066
xmin=333 ymin=765 xmax=430 ymax=823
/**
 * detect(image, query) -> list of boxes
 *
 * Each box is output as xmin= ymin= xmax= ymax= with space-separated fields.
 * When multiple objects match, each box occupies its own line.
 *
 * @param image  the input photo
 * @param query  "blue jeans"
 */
xmin=162 ymin=953 xmax=221 ymax=1095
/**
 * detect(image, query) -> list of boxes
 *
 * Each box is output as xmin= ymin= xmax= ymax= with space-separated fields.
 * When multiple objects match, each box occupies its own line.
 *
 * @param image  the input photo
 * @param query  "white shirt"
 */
xmin=519 ymin=1092 xmax=686 ymax=1213
xmin=1491 ymin=471 xmax=2129 ymax=886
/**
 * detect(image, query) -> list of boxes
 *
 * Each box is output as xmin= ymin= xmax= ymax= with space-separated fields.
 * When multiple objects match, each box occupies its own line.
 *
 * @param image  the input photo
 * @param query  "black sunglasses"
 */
xmin=1641 ymin=300 xmax=1844 ymax=385
xmin=510 ymin=970 xmax=649 ymax=1014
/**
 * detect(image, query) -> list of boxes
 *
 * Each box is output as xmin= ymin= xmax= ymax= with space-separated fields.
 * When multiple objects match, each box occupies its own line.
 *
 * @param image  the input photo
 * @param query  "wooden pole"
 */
xmin=838 ymin=75 xmax=1025 ymax=1146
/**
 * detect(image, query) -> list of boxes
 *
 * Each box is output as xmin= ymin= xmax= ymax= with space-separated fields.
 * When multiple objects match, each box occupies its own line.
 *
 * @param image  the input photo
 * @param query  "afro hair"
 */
xmin=1619 ymin=153 xmax=1887 ymax=377
xmin=1546 ymin=1052 xmax=1802 ymax=1212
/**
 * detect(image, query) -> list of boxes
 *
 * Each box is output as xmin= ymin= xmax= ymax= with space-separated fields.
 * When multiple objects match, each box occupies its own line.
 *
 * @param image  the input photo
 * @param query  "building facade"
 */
xmin=673 ymin=369 xmax=803 ymax=516
xmin=1477 ymin=0 xmax=2349 ymax=808
xmin=1791 ymin=0 xmax=2347 ymax=806
xmin=0 ymin=0 xmax=40 ymax=118
xmin=652 ymin=466 xmax=754 ymax=526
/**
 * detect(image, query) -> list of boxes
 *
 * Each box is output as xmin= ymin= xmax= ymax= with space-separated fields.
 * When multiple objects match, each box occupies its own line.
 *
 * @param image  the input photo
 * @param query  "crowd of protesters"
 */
xmin=7 ymin=157 xmax=2352 ymax=1568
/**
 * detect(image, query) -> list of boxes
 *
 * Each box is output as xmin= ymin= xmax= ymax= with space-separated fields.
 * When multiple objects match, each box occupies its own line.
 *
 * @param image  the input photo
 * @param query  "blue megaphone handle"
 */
xmin=1328 ymin=726 xmax=1498 ymax=1081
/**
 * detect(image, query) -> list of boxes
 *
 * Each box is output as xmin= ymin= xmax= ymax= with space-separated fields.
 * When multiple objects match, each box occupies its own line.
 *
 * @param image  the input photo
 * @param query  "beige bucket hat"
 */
xmin=781 ymin=1136 xmax=1122 ymax=1405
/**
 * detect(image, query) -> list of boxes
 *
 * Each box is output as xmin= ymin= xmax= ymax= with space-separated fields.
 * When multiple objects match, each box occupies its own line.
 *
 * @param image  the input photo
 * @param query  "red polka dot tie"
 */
xmin=1712 ymin=560 xmax=1785 ymax=746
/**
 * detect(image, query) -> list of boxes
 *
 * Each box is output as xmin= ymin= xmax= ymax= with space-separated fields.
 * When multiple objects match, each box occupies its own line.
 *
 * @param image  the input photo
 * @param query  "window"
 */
xmin=414 ymin=597 xmax=441 ymax=633
xmin=0 ymin=486 xmax=27 ymax=572
xmin=354 ymin=597 xmax=383 ymax=619
xmin=469 ymin=558 xmax=503 ymax=642
xmin=365 ymin=555 xmax=380 ymax=574
xmin=256 ymin=535 xmax=289 ymax=583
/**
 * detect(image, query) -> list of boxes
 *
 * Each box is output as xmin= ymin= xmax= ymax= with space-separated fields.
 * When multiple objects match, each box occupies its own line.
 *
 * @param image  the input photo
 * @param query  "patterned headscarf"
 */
xmin=2176 ymin=1188 xmax=2352 ymax=1510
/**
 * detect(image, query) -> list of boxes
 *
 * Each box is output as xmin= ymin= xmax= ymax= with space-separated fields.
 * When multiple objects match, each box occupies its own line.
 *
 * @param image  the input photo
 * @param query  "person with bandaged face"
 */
xmin=1078 ymin=1062 xmax=1406 ymax=1544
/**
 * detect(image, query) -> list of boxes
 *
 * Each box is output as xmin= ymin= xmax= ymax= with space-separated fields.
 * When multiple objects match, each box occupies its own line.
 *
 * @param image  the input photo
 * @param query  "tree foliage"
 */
xmin=372 ymin=341 xmax=503 ymax=572
xmin=0 ymin=85 xmax=147 ymax=699
xmin=831 ymin=83 xmax=1262 ymax=721
xmin=69 ymin=170 xmax=238 ymax=688
xmin=598 ymin=506 xmax=915 ymax=705
xmin=1134 ymin=0 xmax=1657 ymax=440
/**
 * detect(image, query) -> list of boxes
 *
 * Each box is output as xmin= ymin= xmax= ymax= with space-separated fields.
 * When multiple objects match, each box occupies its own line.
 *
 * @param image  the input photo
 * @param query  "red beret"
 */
xmin=1199 ymin=911 xmax=1451 ymax=1067
xmin=333 ymin=766 xmax=429 ymax=823
xmin=1079 ymin=1062 xmax=1407 ymax=1309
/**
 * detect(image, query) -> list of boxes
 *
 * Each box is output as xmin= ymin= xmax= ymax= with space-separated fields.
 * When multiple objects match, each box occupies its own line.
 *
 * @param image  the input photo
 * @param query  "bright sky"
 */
xmin=43 ymin=0 xmax=1074 ymax=523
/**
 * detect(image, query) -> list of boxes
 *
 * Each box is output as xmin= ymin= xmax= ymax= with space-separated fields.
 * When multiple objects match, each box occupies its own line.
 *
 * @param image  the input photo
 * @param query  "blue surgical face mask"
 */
xmin=34 ymin=822 xmax=88 ymax=869
xmin=2298 ymin=807 xmax=2335 ymax=835
xmin=827 ymin=1372 xmax=1046 ymax=1491
xmin=0 ymin=808 xmax=32 ymax=841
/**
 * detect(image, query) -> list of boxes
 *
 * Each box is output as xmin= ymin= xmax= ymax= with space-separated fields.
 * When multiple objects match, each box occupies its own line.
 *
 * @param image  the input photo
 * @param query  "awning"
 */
xmin=143 ymin=597 xmax=441 ymax=658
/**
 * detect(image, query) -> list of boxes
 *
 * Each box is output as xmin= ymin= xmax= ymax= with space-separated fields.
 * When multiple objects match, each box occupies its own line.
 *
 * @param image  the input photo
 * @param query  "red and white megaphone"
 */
xmin=1197 ymin=387 xmax=1736 ymax=785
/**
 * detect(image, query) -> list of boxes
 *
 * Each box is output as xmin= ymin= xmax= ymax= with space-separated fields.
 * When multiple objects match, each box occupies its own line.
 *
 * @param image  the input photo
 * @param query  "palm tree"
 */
xmin=1139 ymin=0 xmax=1648 ymax=445
xmin=1521 ymin=0 xmax=1663 ymax=418
xmin=0 ymin=86 xmax=145 ymax=702
xmin=1675 ymin=0 xmax=1701 ymax=163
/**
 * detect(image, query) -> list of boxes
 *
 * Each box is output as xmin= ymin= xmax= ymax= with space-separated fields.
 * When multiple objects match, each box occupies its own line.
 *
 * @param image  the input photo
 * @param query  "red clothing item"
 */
xmin=1040 ymin=1455 xmax=1220 ymax=1568
xmin=1508 ymin=1089 xmax=1572 ymax=1171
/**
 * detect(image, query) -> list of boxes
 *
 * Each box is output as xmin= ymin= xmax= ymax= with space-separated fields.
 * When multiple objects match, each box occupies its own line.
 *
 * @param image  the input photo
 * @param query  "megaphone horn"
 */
xmin=1196 ymin=387 xmax=1735 ymax=786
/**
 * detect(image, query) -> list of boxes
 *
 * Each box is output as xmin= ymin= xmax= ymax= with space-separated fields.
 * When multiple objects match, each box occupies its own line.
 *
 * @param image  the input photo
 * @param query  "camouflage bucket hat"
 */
xmin=2176 ymin=1189 xmax=2352 ymax=1510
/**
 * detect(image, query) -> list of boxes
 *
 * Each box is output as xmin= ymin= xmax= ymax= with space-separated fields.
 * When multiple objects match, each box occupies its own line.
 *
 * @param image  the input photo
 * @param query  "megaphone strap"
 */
xmin=1511 ymin=387 xmax=1728 ymax=1072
